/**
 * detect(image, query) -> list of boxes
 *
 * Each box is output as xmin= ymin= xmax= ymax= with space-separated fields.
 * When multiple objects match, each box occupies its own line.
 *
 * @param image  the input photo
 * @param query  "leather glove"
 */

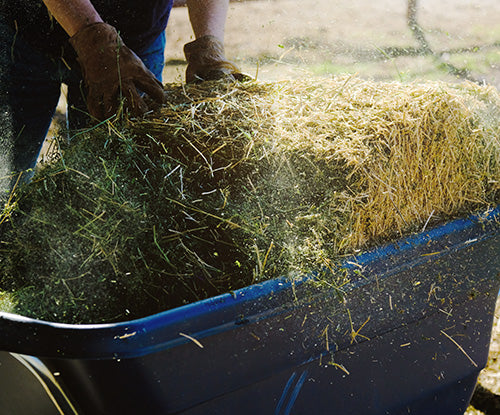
xmin=184 ymin=35 xmax=249 ymax=83
xmin=69 ymin=23 xmax=164 ymax=120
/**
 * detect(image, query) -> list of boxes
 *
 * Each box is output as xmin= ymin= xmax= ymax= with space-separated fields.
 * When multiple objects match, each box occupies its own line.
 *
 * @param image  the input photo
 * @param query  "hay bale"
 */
xmin=1 ymin=76 xmax=499 ymax=323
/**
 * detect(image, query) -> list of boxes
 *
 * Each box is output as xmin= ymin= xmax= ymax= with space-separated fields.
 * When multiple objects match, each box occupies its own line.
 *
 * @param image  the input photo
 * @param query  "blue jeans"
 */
xmin=0 ymin=17 xmax=166 ymax=192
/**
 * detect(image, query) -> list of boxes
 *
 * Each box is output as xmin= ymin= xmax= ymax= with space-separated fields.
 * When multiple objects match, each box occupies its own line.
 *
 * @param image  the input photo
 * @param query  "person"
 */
xmin=0 ymin=0 xmax=245 ymax=195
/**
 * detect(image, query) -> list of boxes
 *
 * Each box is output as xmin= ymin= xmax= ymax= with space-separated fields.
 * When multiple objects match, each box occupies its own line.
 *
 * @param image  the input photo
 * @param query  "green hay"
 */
xmin=1 ymin=76 xmax=499 ymax=323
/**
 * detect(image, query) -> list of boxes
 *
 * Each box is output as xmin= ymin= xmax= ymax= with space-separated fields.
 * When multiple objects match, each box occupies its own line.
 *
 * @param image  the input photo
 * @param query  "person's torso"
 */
xmin=1 ymin=0 xmax=173 ymax=62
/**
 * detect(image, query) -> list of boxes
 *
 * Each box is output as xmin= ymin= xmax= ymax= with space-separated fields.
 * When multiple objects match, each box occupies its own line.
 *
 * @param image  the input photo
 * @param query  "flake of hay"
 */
xmin=1 ymin=76 xmax=499 ymax=323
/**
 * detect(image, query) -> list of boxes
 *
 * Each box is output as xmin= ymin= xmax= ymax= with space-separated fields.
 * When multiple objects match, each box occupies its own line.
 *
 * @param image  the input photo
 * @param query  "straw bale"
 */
xmin=1 ymin=76 xmax=499 ymax=323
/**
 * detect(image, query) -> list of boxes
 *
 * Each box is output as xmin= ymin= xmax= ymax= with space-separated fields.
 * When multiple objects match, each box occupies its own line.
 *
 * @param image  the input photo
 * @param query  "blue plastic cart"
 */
xmin=0 ymin=206 xmax=499 ymax=414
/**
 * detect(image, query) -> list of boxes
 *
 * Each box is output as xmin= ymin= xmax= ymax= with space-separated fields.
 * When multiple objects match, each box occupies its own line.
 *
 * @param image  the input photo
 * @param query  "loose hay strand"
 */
xmin=441 ymin=329 xmax=478 ymax=367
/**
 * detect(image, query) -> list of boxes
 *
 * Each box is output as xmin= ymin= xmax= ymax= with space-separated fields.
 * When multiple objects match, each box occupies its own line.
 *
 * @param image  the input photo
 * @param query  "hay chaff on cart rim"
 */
xmin=1 ymin=76 xmax=499 ymax=324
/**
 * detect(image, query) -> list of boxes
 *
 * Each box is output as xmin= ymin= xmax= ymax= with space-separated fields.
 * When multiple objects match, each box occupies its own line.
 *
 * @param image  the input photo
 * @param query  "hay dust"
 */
xmin=1 ymin=76 xmax=499 ymax=323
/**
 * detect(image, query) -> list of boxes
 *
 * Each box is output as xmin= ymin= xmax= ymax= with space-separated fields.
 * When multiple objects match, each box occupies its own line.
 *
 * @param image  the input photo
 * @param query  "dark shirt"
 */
xmin=1 ymin=0 xmax=173 ymax=63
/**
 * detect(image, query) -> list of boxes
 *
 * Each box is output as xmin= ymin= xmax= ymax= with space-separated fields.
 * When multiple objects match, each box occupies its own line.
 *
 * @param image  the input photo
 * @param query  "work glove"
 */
xmin=69 ymin=23 xmax=165 ymax=121
xmin=184 ymin=35 xmax=249 ymax=83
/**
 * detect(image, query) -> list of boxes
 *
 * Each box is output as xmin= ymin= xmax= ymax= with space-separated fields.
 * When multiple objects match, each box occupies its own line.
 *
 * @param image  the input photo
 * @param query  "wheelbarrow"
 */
xmin=0 ymin=206 xmax=499 ymax=415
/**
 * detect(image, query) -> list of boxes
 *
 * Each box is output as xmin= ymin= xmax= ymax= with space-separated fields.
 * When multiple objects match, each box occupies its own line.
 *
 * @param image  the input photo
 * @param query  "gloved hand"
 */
xmin=184 ymin=35 xmax=249 ymax=83
xmin=69 ymin=23 xmax=165 ymax=120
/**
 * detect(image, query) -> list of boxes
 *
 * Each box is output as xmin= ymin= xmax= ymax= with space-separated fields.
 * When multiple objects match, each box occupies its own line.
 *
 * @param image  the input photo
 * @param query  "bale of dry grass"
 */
xmin=1 ymin=76 xmax=499 ymax=324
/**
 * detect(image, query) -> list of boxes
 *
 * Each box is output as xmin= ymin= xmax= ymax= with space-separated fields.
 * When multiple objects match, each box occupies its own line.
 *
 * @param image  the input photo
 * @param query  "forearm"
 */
xmin=186 ymin=0 xmax=228 ymax=41
xmin=42 ymin=0 xmax=103 ymax=37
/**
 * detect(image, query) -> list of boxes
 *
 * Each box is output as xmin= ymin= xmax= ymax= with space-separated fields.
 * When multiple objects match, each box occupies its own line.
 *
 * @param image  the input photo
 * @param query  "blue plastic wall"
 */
xmin=0 ymin=206 xmax=499 ymax=414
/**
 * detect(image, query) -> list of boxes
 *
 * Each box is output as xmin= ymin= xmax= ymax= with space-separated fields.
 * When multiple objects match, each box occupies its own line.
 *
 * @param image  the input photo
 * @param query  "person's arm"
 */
xmin=184 ymin=0 xmax=248 ymax=83
xmin=41 ymin=0 xmax=164 ymax=121
xmin=42 ymin=0 xmax=103 ymax=37
xmin=186 ymin=0 xmax=228 ymax=41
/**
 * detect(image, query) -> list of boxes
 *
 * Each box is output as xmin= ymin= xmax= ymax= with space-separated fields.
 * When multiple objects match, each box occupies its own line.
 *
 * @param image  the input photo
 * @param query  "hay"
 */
xmin=1 ymin=76 xmax=499 ymax=323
